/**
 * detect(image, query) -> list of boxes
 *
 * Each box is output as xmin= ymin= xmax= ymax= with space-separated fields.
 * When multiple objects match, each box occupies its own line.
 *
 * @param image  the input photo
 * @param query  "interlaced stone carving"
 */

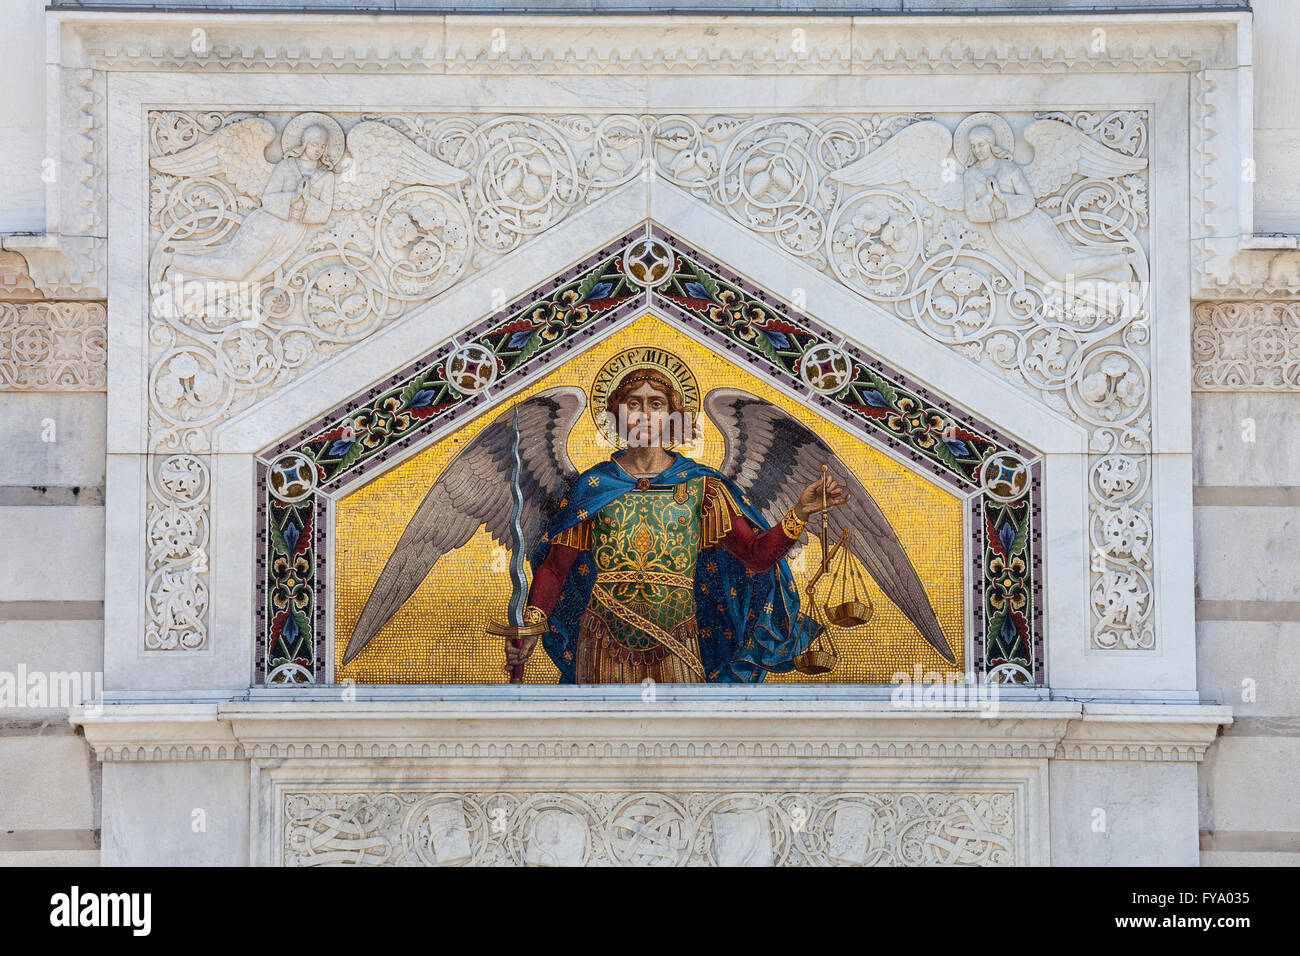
xmin=1193 ymin=301 xmax=1300 ymax=390
xmin=145 ymin=108 xmax=1152 ymax=655
xmin=0 ymin=302 xmax=107 ymax=390
xmin=144 ymin=453 xmax=210 ymax=650
xmin=281 ymin=789 xmax=1019 ymax=867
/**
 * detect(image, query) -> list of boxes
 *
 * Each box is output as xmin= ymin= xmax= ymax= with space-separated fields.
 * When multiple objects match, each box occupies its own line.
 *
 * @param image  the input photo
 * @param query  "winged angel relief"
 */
xmin=830 ymin=111 xmax=1148 ymax=307
xmin=149 ymin=111 xmax=469 ymax=315
xmin=343 ymin=350 xmax=956 ymax=684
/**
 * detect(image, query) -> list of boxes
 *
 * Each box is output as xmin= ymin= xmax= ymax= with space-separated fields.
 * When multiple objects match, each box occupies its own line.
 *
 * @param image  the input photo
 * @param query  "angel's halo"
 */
xmin=952 ymin=112 xmax=1015 ymax=168
xmin=587 ymin=345 xmax=701 ymax=437
xmin=280 ymin=111 xmax=346 ymax=169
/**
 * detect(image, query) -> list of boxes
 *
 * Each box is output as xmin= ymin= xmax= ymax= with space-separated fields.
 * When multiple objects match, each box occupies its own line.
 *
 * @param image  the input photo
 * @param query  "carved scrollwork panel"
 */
xmin=280 ymin=789 xmax=1020 ymax=867
xmin=145 ymin=108 xmax=1152 ymax=655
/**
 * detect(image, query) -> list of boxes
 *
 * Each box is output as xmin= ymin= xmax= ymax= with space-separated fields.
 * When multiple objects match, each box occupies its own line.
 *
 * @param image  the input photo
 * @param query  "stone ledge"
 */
xmin=74 ymin=699 xmax=1231 ymax=763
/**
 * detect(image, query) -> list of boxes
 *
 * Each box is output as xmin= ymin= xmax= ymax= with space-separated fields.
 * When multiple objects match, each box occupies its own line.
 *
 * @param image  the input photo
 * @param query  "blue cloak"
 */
xmin=529 ymin=450 xmax=817 ymax=683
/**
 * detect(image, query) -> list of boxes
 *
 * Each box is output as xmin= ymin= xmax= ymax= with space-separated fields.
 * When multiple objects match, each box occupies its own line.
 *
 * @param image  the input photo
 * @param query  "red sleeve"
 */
xmin=524 ymin=542 xmax=579 ymax=616
xmin=715 ymin=490 xmax=800 ymax=573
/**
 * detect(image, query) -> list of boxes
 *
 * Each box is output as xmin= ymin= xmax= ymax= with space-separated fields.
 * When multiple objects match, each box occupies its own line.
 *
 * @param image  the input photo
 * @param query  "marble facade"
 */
xmin=1 ymin=3 xmax=1295 ymax=866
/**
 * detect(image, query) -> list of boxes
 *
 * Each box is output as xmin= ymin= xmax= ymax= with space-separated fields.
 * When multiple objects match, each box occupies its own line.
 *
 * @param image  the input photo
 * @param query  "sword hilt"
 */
xmin=487 ymin=617 xmax=547 ymax=684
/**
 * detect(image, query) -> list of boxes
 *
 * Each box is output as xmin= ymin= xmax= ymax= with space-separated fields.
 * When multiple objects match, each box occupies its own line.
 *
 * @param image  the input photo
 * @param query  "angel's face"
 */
xmin=618 ymin=382 xmax=673 ymax=448
xmin=969 ymin=130 xmax=994 ymax=163
xmin=302 ymin=128 xmax=328 ymax=162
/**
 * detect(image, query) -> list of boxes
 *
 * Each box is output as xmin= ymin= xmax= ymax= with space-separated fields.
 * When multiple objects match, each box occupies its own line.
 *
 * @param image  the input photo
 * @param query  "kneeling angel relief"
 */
xmin=336 ymin=331 xmax=963 ymax=685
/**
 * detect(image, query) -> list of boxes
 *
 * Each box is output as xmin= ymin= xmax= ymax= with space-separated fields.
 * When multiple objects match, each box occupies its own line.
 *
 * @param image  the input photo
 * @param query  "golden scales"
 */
xmin=793 ymin=465 xmax=875 ymax=675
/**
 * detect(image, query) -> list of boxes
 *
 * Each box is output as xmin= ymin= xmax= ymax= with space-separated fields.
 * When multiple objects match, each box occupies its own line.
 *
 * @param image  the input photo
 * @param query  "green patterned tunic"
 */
xmin=588 ymin=477 xmax=706 ymax=654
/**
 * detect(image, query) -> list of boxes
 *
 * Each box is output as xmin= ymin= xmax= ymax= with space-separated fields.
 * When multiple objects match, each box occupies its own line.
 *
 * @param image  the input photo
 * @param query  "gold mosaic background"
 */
xmin=335 ymin=315 xmax=965 ymax=684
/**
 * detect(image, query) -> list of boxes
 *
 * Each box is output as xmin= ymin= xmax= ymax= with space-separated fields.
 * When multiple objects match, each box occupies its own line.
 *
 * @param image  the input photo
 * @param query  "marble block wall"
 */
xmin=1192 ymin=301 xmax=1300 ymax=865
xmin=0 ymin=272 xmax=105 ymax=865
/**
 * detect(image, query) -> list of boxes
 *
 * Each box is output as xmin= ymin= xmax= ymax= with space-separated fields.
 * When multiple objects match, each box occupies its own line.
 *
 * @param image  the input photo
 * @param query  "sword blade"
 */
xmin=505 ymin=404 xmax=529 ymax=628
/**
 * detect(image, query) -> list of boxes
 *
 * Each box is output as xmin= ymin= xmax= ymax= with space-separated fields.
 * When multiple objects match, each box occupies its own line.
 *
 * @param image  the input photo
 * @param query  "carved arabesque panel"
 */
xmin=1192 ymin=301 xmax=1300 ymax=390
xmin=0 ymin=302 xmax=107 ymax=390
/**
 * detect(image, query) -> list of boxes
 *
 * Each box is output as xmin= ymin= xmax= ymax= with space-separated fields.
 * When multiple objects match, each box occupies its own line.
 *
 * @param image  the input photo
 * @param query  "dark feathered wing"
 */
xmin=342 ymin=386 xmax=586 ymax=664
xmin=704 ymin=387 xmax=956 ymax=665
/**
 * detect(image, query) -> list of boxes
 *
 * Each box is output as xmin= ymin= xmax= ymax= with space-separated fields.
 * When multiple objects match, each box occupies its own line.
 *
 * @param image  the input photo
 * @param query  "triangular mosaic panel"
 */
xmin=256 ymin=225 xmax=1043 ymax=686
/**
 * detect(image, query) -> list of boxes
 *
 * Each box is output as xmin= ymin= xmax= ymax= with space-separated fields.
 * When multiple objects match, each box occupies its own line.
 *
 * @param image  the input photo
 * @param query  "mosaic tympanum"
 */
xmin=258 ymin=230 xmax=1041 ymax=686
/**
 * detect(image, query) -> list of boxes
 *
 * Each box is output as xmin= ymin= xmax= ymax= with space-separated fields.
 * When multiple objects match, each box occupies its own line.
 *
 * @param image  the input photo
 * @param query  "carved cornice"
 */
xmin=75 ymin=700 xmax=1231 ymax=764
xmin=54 ymin=14 xmax=1242 ymax=75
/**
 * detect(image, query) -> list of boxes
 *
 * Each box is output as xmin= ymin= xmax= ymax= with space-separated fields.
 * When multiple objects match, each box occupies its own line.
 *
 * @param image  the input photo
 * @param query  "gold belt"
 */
xmin=595 ymin=570 xmax=694 ymax=589
xmin=588 ymin=583 xmax=706 ymax=681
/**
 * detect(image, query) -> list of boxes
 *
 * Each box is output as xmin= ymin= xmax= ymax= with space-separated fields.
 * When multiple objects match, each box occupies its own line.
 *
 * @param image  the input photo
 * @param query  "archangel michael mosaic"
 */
xmin=257 ymin=230 xmax=1043 ymax=687
xmin=346 ymin=344 xmax=961 ymax=684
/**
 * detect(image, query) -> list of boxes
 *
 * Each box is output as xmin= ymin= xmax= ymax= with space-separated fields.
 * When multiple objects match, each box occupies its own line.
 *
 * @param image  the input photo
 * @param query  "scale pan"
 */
xmin=825 ymin=600 xmax=872 ymax=628
xmin=794 ymin=648 xmax=837 ymax=675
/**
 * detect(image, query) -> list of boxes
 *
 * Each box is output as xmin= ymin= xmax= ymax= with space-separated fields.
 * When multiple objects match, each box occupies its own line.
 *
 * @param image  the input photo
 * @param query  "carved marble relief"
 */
xmin=145 ymin=108 xmax=1152 ymax=657
xmin=1193 ymin=301 xmax=1300 ymax=390
xmin=0 ymin=302 xmax=107 ymax=391
xmin=282 ymin=789 xmax=1018 ymax=867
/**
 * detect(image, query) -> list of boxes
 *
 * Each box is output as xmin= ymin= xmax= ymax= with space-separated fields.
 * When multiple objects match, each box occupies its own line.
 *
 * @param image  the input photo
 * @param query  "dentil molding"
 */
xmin=75 ymin=700 xmax=1230 ymax=763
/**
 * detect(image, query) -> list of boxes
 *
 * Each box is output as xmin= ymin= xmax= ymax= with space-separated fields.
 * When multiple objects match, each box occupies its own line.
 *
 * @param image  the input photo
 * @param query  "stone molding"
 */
xmin=55 ymin=14 xmax=1241 ymax=75
xmin=75 ymin=700 xmax=1231 ymax=763
xmin=1200 ymin=244 xmax=1300 ymax=300
xmin=1 ymin=58 xmax=108 ymax=300
xmin=0 ymin=252 xmax=44 ymax=301
xmin=1 ymin=237 xmax=107 ymax=303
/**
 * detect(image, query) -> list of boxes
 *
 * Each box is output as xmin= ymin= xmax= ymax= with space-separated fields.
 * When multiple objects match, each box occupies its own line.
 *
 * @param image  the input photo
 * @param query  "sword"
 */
xmin=504 ymin=404 xmax=530 ymax=682
xmin=487 ymin=403 xmax=542 ymax=683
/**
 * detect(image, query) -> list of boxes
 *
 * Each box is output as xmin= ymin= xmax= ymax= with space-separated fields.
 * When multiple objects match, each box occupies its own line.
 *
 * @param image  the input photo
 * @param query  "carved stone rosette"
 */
xmin=145 ymin=108 xmax=1152 ymax=657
